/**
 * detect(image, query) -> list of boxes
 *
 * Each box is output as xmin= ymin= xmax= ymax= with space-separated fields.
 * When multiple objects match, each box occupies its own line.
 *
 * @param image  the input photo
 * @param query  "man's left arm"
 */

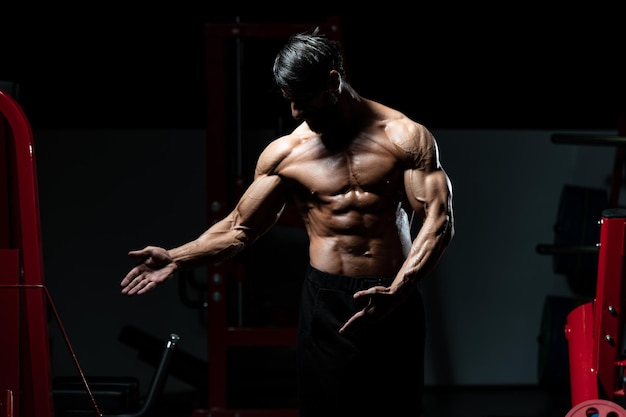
xmin=338 ymin=133 xmax=454 ymax=333
xmin=392 ymin=156 xmax=454 ymax=296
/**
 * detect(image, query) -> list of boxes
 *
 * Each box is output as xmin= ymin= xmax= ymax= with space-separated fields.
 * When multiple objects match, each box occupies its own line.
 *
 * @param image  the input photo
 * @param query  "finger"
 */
xmin=352 ymin=285 xmax=388 ymax=299
xmin=338 ymin=310 xmax=365 ymax=334
xmin=125 ymin=283 xmax=143 ymax=295
xmin=121 ymin=281 xmax=137 ymax=295
xmin=120 ymin=274 xmax=134 ymax=287
xmin=121 ymin=273 xmax=144 ymax=295
xmin=136 ymin=281 xmax=155 ymax=295
xmin=128 ymin=249 xmax=148 ymax=259
xmin=352 ymin=289 xmax=369 ymax=300
xmin=120 ymin=266 xmax=142 ymax=286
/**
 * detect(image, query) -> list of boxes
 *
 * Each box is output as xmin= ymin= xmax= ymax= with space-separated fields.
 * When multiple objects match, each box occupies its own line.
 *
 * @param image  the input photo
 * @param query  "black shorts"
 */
xmin=297 ymin=265 xmax=425 ymax=417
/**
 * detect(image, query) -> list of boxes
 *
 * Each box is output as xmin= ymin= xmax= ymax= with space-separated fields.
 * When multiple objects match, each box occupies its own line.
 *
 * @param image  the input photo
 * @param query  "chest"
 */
xmin=284 ymin=146 xmax=403 ymax=198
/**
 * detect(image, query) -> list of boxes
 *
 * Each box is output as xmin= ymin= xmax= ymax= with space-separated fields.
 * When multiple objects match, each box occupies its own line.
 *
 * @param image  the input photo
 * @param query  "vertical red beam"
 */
xmin=0 ymin=95 xmax=20 ymax=417
xmin=593 ymin=210 xmax=626 ymax=401
xmin=0 ymin=89 xmax=54 ymax=417
xmin=567 ymin=210 xmax=626 ymax=407
xmin=3 ymin=389 xmax=14 ymax=417
xmin=204 ymin=28 xmax=230 ymax=411
xmin=0 ymin=249 xmax=20 ymax=417
xmin=0 ymin=114 xmax=10 ymax=247
xmin=562 ymin=114 xmax=626 ymax=409
xmin=565 ymin=302 xmax=597 ymax=405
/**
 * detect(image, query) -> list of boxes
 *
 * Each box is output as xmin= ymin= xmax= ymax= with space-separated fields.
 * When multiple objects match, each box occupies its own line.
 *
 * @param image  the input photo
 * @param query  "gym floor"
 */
xmin=421 ymin=385 xmax=573 ymax=417
xmin=147 ymin=384 xmax=576 ymax=417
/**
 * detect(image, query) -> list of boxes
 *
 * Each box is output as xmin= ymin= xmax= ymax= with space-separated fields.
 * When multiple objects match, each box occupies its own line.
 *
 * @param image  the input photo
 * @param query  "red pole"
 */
xmin=565 ymin=302 xmax=598 ymax=405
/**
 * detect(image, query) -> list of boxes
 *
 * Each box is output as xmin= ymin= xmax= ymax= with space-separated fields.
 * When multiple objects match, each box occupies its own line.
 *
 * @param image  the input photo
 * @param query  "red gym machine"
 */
xmin=556 ymin=118 xmax=626 ymax=417
xmin=0 ymin=86 xmax=180 ymax=417
xmin=0 ymin=84 xmax=54 ymax=417
xmin=564 ymin=207 xmax=626 ymax=417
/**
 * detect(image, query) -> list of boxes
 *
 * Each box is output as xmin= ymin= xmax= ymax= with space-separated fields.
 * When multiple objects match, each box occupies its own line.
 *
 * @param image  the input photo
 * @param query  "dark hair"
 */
xmin=273 ymin=28 xmax=345 ymax=97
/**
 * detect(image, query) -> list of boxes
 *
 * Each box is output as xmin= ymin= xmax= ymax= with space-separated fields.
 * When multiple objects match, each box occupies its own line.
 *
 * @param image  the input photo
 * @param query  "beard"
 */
xmin=305 ymin=91 xmax=340 ymax=134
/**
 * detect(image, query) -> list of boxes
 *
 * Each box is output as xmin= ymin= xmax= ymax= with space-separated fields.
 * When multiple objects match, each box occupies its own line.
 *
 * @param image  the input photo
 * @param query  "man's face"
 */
xmin=282 ymin=88 xmax=339 ymax=134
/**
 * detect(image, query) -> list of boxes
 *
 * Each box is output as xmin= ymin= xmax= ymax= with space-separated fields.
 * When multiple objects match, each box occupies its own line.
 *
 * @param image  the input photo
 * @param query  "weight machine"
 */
xmin=564 ymin=207 xmax=626 ymax=416
xmin=0 ymin=86 xmax=180 ymax=417
xmin=551 ymin=118 xmax=626 ymax=417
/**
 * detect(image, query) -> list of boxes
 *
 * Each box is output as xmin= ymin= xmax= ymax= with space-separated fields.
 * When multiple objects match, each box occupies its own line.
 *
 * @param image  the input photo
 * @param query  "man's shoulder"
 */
xmin=256 ymin=128 xmax=315 ymax=175
xmin=264 ymin=127 xmax=313 ymax=155
xmin=384 ymin=114 xmax=431 ymax=146
xmin=367 ymin=99 xmax=427 ymax=133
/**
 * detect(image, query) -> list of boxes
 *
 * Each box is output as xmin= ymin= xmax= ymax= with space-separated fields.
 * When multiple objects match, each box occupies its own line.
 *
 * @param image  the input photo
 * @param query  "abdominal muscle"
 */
xmin=282 ymin=133 xmax=411 ymax=279
xmin=304 ymin=205 xmax=409 ymax=279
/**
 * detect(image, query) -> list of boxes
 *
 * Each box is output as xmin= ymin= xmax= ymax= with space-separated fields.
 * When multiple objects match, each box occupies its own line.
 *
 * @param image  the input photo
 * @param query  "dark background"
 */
xmin=1 ymin=9 xmax=625 ymax=131
xmin=3 ymin=9 xmax=624 ymax=414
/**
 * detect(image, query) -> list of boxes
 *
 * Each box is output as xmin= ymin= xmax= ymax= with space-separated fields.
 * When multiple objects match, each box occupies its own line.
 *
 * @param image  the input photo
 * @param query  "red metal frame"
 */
xmin=565 ymin=210 xmax=626 ymax=417
xmin=565 ymin=211 xmax=626 ymax=405
xmin=0 ymin=88 xmax=54 ymax=417
xmin=197 ymin=17 xmax=343 ymax=417
xmin=564 ymin=116 xmax=626 ymax=415
xmin=594 ymin=211 xmax=626 ymax=401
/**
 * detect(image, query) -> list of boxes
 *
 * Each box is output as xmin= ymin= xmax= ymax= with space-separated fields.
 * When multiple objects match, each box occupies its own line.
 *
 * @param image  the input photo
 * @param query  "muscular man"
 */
xmin=121 ymin=28 xmax=454 ymax=417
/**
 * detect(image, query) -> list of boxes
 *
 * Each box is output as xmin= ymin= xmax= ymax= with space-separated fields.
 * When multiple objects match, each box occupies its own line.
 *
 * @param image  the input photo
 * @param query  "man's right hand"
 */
xmin=120 ymin=246 xmax=177 ymax=295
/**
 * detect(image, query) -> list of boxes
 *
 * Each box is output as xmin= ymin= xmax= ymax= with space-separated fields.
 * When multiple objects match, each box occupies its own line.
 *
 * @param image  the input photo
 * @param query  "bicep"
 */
xmin=399 ymin=129 xmax=452 ymax=218
xmin=404 ymin=166 xmax=452 ymax=223
xmin=232 ymin=173 xmax=288 ymax=234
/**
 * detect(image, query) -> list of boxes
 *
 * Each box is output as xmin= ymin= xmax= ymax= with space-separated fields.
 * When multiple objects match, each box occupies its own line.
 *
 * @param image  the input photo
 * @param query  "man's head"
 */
xmin=273 ymin=29 xmax=351 ymax=134
xmin=273 ymin=28 xmax=346 ymax=101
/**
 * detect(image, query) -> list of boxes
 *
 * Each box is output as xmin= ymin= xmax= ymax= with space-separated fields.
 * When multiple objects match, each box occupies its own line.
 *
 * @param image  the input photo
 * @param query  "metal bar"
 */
xmin=0 ymin=88 xmax=54 ymax=417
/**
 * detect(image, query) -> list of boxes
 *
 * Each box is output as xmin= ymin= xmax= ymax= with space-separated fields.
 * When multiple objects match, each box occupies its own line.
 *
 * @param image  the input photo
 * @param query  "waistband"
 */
xmin=306 ymin=265 xmax=393 ymax=292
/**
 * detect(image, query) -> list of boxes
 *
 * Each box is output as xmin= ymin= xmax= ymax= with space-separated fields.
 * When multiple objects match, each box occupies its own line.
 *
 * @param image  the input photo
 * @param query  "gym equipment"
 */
xmin=564 ymin=208 xmax=626 ymax=416
xmin=0 ymin=86 xmax=179 ymax=417
xmin=118 ymin=325 xmax=207 ymax=392
xmin=53 ymin=332 xmax=180 ymax=417
xmin=565 ymin=399 xmax=626 ymax=417
xmin=0 ymin=84 xmax=55 ymax=417
xmin=536 ymin=123 xmax=625 ymax=362
xmin=553 ymin=186 xmax=606 ymax=279
xmin=557 ymin=117 xmax=626 ymax=416
xmin=537 ymin=184 xmax=607 ymax=297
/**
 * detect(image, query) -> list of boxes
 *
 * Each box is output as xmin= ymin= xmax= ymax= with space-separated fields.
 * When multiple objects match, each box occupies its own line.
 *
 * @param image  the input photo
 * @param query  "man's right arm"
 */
xmin=170 ymin=172 xmax=289 ymax=269
xmin=121 ymin=140 xmax=292 ymax=296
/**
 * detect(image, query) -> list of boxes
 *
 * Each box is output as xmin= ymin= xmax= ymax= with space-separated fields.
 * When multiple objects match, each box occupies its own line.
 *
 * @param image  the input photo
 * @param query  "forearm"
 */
xmin=391 ymin=212 xmax=453 ymax=294
xmin=167 ymin=175 xmax=287 ymax=270
xmin=168 ymin=215 xmax=252 ymax=270
xmin=397 ymin=160 xmax=455 ymax=294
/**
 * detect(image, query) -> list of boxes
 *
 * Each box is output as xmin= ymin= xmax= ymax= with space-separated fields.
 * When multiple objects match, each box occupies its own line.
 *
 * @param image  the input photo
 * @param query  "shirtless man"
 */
xmin=121 ymin=29 xmax=454 ymax=417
